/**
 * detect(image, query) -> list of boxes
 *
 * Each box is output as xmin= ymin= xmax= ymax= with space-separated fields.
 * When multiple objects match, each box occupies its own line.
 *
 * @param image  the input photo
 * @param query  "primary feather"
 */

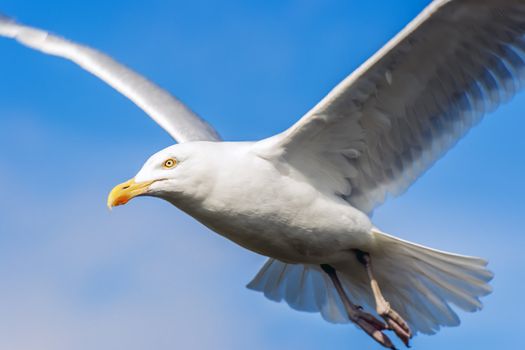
xmin=268 ymin=0 xmax=525 ymax=214
xmin=0 ymin=14 xmax=220 ymax=143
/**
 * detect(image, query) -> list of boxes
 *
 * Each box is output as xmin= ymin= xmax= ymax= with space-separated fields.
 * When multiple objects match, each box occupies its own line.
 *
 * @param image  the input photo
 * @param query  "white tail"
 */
xmin=247 ymin=228 xmax=493 ymax=335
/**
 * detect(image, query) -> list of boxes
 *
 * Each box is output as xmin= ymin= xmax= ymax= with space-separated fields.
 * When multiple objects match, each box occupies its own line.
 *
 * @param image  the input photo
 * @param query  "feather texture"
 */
xmin=0 ymin=14 xmax=220 ymax=143
xmin=248 ymin=229 xmax=493 ymax=335
xmin=266 ymin=0 xmax=525 ymax=214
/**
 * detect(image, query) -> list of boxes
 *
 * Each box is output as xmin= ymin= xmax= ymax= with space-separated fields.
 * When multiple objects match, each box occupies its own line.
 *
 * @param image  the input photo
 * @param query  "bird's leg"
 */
xmin=355 ymin=251 xmax=412 ymax=347
xmin=320 ymin=264 xmax=396 ymax=350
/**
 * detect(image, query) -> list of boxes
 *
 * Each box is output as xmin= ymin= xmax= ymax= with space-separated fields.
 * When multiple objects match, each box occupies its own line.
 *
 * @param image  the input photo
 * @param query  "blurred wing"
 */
xmin=0 ymin=14 xmax=220 ymax=143
xmin=267 ymin=0 xmax=525 ymax=214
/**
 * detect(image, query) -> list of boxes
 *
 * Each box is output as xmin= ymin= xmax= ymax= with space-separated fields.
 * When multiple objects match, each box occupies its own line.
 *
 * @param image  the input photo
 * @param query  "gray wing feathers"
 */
xmin=0 ymin=15 xmax=220 ymax=143
xmin=272 ymin=0 xmax=525 ymax=214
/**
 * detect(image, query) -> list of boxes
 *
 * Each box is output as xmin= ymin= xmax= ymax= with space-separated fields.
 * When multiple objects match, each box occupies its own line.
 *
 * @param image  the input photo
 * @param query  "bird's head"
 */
xmin=107 ymin=142 xmax=213 ymax=209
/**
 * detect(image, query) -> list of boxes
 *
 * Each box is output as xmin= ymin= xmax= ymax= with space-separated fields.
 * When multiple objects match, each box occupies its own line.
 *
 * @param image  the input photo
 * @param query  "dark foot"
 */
xmin=350 ymin=308 xmax=397 ymax=349
xmin=320 ymin=264 xmax=397 ymax=350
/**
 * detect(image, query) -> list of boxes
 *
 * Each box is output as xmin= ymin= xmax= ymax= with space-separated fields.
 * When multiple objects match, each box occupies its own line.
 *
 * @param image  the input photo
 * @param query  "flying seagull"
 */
xmin=1 ymin=0 xmax=523 ymax=348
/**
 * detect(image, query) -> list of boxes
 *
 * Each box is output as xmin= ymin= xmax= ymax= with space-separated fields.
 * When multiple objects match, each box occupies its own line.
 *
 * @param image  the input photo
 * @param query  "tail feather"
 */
xmin=247 ymin=229 xmax=493 ymax=335
xmin=365 ymin=229 xmax=493 ymax=333
xmin=247 ymin=259 xmax=348 ymax=323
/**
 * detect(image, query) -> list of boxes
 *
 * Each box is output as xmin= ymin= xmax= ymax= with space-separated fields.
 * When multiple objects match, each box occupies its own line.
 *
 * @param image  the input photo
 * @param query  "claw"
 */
xmin=320 ymin=264 xmax=398 ymax=349
xmin=359 ymin=252 xmax=413 ymax=348
xmin=382 ymin=308 xmax=412 ymax=347
xmin=385 ymin=307 xmax=411 ymax=335
xmin=358 ymin=310 xmax=387 ymax=331
xmin=352 ymin=310 xmax=396 ymax=349
xmin=358 ymin=319 xmax=396 ymax=349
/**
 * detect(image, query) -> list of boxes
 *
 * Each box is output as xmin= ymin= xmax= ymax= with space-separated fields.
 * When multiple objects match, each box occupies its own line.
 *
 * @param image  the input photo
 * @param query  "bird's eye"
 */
xmin=163 ymin=158 xmax=177 ymax=169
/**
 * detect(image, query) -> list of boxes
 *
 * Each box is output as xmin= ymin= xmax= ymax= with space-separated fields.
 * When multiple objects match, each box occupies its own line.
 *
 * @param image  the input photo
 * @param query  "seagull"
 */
xmin=1 ymin=0 xmax=523 ymax=348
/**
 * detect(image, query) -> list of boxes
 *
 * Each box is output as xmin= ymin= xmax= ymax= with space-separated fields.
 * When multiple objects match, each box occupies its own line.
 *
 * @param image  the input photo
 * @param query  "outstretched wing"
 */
xmin=265 ymin=0 xmax=525 ymax=214
xmin=0 ymin=14 xmax=220 ymax=143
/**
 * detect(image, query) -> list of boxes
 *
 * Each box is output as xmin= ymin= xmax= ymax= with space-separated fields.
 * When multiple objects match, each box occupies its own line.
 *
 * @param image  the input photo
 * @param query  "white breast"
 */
xmin=172 ymin=143 xmax=374 ymax=264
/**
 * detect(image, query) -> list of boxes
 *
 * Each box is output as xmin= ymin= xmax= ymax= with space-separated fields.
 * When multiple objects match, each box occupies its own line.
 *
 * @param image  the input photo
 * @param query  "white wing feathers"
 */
xmin=267 ymin=0 xmax=525 ymax=214
xmin=0 ymin=14 xmax=220 ymax=143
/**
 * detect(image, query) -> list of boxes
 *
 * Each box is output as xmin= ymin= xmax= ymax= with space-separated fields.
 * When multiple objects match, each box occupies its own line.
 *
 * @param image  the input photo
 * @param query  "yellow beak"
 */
xmin=107 ymin=178 xmax=154 ymax=209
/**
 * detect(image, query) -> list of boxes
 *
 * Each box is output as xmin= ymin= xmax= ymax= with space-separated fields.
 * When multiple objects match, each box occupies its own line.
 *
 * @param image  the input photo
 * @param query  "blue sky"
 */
xmin=0 ymin=0 xmax=524 ymax=349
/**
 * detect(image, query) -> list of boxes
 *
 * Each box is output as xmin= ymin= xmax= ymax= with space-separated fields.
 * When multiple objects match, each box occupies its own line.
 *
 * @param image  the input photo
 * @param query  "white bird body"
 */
xmin=145 ymin=141 xmax=373 ymax=264
xmin=1 ymin=0 xmax=523 ymax=347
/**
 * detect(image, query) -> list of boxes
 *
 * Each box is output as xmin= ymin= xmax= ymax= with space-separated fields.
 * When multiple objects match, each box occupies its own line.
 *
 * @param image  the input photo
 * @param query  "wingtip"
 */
xmin=0 ymin=13 xmax=13 ymax=22
xmin=0 ymin=12 xmax=16 ymax=30
xmin=0 ymin=13 xmax=19 ymax=38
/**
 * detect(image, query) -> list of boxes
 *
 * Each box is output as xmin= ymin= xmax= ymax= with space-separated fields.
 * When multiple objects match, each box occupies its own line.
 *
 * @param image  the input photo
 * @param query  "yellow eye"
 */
xmin=163 ymin=158 xmax=177 ymax=169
